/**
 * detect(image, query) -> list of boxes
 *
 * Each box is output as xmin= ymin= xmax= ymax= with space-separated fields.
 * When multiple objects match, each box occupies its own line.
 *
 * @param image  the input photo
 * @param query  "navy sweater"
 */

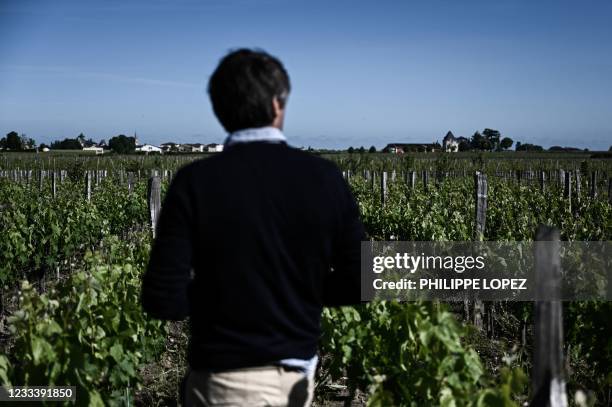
xmin=141 ymin=141 xmax=365 ymax=370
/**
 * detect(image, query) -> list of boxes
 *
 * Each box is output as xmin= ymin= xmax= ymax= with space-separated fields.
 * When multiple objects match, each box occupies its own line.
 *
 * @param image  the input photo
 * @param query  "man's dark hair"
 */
xmin=208 ymin=48 xmax=291 ymax=133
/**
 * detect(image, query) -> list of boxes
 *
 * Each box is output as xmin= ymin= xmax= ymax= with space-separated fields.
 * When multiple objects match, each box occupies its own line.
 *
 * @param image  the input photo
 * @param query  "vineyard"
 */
xmin=0 ymin=152 xmax=610 ymax=406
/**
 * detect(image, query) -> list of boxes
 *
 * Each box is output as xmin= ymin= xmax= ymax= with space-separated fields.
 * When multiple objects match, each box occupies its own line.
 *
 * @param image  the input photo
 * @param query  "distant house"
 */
xmin=384 ymin=143 xmax=439 ymax=154
xmin=82 ymin=146 xmax=104 ymax=154
xmin=135 ymin=144 xmax=162 ymax=154
xmin=161 ymin=142 xmax=180 ymax=153
xmin=186 ymin=143 xmax=205 ymax=153
xmin=443 ymin=131 xmax=459 ymax=152
xmin=207 ymin=143 xmax=224 ymax=153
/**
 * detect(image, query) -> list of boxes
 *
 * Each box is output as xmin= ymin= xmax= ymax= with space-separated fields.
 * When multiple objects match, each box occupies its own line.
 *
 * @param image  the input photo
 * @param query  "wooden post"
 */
xmin=590 ymin=171 xmax=597 ymax=198
xmin=148 ymin=176 xmax=162 ymax=238
xmin=532 ymin=225 xmax=567 ymax=407
xmin=51 ymin=172 xmax=57 ymax=199
xmin=422 ymin=170 xmax=428 ymax=192
xmin=608 ymin=177 xmax=612 ymax=204
xmin=38 ymin=169 xmax=44 ymax=191
xmin=380 ymin=171 xmax=388 ymax=207
xmin=85 ymin=171 xmax=91 ymax=202
xmin=127 ymin=172 xmax=134 ymax=195
xmin=371 ymin=171 xmax=376 ymax=191
xmin=575 ymin=171 xmax=581 ymax=203
xmin=473 ymin=171 xmax=488 ymax=332
xmin=391 ymin=170 xmax=396 ymax=182
xmin=539 ymin=171 xmax=546 ymax=192
xmin=474 ymin=171 xmax=488 ymax=240
xmin=409 ymin=171 xmax=416 ymax=190
xmin=563 ymin=171 xmax=571 ymax=212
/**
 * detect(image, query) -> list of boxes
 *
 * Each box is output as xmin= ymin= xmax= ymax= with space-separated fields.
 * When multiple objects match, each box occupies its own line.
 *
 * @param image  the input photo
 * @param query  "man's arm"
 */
xmin=141 ymin=169 xmax=193 ymax=320
xmin=323 ymin=171 xmax=367 ymax=306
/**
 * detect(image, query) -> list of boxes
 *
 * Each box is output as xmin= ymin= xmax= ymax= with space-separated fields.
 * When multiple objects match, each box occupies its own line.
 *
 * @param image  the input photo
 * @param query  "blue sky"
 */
xmin=1 ymin=0 xmax=611 ymax=149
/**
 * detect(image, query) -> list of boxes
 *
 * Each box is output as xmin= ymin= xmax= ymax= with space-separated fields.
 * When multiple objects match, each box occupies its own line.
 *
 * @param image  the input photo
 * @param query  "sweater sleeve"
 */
xmin=323 ymin=170 xmax=367 ymax=306
xmin=141 ymin=169 xmax=193 ymax=320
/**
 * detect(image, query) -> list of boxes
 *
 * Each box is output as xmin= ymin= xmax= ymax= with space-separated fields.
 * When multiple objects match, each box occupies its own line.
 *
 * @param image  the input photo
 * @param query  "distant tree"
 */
xmin=458 ymin=139 xmax=472 ymax=151
xmin=109 ymin=134 xmax=136 ymax=154
xmin=51 ymin=138 xmax=82 ymax=150
xmin=357 ymin=146 xmax=365 ymax=154
xmin=347 ymin=146 xmax=354 ymax=154
xmin=516 ymin=143 xmax=543 ymax=152
xmin=77 ymin=133 xmax=86 ymax=147
xmin=470 ymin=131 xmax=492 ymax=151
xmin=609 ymin=146 xmax=611 ymax=151
xmin=368 ymin=146 xmax=376 ymax=153
xmin=500 ymin=137 xmax=513 ymax=150
xmin=2 ymin=131 xmax=23 ymax=150
xmin=482 ymin=128 xmax=501 ymax=150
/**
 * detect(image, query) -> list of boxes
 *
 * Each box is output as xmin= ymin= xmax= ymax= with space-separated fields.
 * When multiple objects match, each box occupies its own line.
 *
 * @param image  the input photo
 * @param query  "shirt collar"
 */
xmin=224 ymin=126 xmax=287 ymax=147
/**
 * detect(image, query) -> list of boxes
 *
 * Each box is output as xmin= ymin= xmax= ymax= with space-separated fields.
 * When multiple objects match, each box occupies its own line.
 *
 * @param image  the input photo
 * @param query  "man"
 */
xmin=142 ymin=48 xmax=365 ymax=406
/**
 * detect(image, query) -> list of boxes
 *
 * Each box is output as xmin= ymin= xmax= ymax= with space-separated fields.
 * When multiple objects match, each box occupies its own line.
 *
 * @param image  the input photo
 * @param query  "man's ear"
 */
xmin=272 ymin=96 xmax=283 ymax=117
xmin=272 ymin=96 xmax=285 ymax=129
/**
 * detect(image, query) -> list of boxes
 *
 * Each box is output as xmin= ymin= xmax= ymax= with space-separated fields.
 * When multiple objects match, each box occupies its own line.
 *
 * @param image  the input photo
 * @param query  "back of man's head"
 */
xmin=208 ymin=49 xmax=291 ymax=133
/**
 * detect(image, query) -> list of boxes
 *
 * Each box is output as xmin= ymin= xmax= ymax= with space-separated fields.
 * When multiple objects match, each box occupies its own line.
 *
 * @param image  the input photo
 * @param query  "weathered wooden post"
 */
xmin=563 ymin=171 xmax=571 ymax=212
xmin=408 ymin=171 xmax=416 ymax=190
xmin=516 ymin=169 xmax=522 ymax=185
xmin=127 ymin=172 xmax=134 ymax=195
xmin=148 ymin=176 xmax=162 ymax=238
xmin=539 ymin=171 xmax=546 ymax=192
xmin=575 ymin=171 xmax=581 ymax=203
xmin=380 ymin=171 xmax=388 ymax=207
xmin=590 ymin=171 xmax=597 ymax=198
xmin=38 ymin=169 xmax=44 ymax=191
xmin=371 ymin=171 xmax=376 ymax=191
xmin=51 ymin=172 xmax=57 ymax=199
xmin=391 ymin=169 xmax=396 ymax=182
xmin=473 ymin=171 xmax=488 ymax=331
xmin=532 ymin=225 xmax=567 ymax=407
xmin=474 ymin=172 xmax=488 ymax=240
xmin=422 ymin=170 xmax=429 ymax=192
xmin=85 ymin=171 xmax=91 ymax=202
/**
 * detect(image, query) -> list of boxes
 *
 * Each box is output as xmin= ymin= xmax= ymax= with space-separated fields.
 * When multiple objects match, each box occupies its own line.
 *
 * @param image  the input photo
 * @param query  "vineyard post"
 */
xmin=38 ymin=169 xmax=44 ymax=191
xmin=539 ymin=171 xmax=546 ymax=192
xmin=473 ymin=171 xmax=488 ymax=332
xmin=347 ymin=170 xmax=351 ymax=183
xmin=422 ymin=170 xmax=428 ymax=192
xmin=590 ymin=171 xmax=597 ymax=198
xmin=85 ymin=171 xmax=92 ymax=202
xmin=52 ymin=172 xmax=57 ymax=199
xmin=563 ymin=171 xmax=571 ymax=212
xmin=391 ymin=169 xmax=396 ymax=183
xmin=608 ymin=178 xmax=611 ymax=204
xmin=148 ymin=176 xmax=162 ymax=239
xmin=380 ymin=171 xmax=387 ymax=207
xmin=532 ymin=225 xmax=568 ymax=407
xmin=574 ymin=171 xmax=580 ymax=203
xmin=408 ymin=171 xmax=416 ymax=190
xmin=371 ymin=171 xmax=376 ymax=191
xmin=127 ymin=172 xmax=134 ymax=195
xmin=516 ymin=169 xmax=521 ymax=185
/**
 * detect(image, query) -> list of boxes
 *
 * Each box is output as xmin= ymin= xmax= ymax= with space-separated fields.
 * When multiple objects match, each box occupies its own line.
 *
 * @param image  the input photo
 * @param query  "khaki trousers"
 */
xmin=181 ymin=365 xmax=314 ymax=407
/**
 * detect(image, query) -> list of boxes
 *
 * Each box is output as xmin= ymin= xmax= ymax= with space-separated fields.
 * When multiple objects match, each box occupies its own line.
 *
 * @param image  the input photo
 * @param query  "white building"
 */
xmin=207 ymin=143 xmax=224 ymax=153
xmin=187 ymin=143 xmax=205 ymax=153
xmin=135 ymin=144 xmax=162 ymax=153
xmin=443 ymin=131 xmax=459 ymax=152
xmin=82 ymin=146 xmax=105 ymax=154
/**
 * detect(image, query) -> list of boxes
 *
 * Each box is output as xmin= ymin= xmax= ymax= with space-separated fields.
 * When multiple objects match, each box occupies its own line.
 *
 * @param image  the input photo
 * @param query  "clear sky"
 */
xmin=1 ymin=0 xmax=611 ymax=149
